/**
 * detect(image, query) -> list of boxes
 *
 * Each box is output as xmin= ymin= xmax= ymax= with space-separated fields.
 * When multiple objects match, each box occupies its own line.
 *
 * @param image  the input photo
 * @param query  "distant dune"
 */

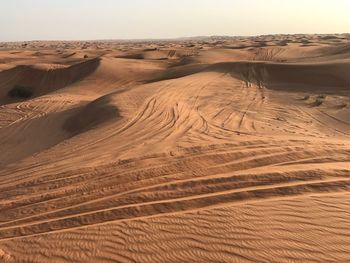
xmin=0 ymin=34 xmax=350 ymax=262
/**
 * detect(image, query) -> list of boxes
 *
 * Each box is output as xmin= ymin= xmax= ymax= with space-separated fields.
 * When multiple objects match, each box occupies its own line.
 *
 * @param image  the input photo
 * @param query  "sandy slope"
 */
xmin=0 ymin=34 xmax=350 ymax=262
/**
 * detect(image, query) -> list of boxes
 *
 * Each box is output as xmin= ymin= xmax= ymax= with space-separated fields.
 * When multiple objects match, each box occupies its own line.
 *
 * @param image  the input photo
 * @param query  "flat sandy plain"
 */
xmin=0 ymin=34 xmax=350 ymax=262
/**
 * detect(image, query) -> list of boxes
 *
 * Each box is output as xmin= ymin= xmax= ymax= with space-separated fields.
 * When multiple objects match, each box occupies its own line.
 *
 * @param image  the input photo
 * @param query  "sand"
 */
xmin=0 ymin=34 xmax=350 ymax=262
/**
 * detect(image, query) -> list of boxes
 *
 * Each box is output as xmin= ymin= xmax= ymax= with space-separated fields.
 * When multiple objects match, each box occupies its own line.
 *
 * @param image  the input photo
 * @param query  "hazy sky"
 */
xmin=1 ymin=0 xmax=349 ymax=41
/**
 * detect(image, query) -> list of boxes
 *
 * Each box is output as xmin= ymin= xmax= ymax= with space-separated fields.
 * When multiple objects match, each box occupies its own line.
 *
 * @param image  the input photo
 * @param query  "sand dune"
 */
xmin=0 ymin=58 xmax=101 ymax=103
xmin=0 ymin=34 xmax=350 ymax=262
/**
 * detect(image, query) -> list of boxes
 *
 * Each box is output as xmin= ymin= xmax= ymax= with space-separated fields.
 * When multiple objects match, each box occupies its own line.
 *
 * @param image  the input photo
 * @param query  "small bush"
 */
xmin=312 ymin=95 xmax=327 ymax=107
xmin=314 ymin=97 xmax=324 ymax=106
xmin=84 ymin=54 xmax=89 ymax=59
xmin=8 ymin=85 xmax=33 ymax=98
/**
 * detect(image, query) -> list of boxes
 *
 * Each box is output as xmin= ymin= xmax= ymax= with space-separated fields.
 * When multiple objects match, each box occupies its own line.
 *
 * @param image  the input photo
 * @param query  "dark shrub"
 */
xmin=312 ymin=95 xmax=327 ymax=107
xmin=314 ymin=97 xmax=324 ymax=107
xmin=8 ymin=85 xmax=33 ymax=98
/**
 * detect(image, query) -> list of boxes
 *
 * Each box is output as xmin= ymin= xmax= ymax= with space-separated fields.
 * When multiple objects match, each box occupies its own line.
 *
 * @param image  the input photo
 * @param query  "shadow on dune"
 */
xmin=0 ymin=58 xmax=101 ymax=104
xmin=0 ymin=93 xmax=120 ymax=167
xmin=115 ymin=53 xmax=145 ymax=59
xmin=205 ymin=61 xmax=350 ymax=93
xmin=145 ymin=59 xmax=350 ymax=95
xmin=145 ymin=63 xmax=208 ymax=83
xmin=63 ymin=94 xmax=121 ymax=135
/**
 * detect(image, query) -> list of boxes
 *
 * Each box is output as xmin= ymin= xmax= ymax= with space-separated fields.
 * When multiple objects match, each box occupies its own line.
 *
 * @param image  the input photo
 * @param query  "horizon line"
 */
xmin=1 ymin=32 xmax=350 ymax=43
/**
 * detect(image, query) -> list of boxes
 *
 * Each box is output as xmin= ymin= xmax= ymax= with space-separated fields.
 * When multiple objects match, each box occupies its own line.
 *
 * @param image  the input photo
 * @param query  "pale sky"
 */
xmin=1 ymin=0 xmax=349 ymax=41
